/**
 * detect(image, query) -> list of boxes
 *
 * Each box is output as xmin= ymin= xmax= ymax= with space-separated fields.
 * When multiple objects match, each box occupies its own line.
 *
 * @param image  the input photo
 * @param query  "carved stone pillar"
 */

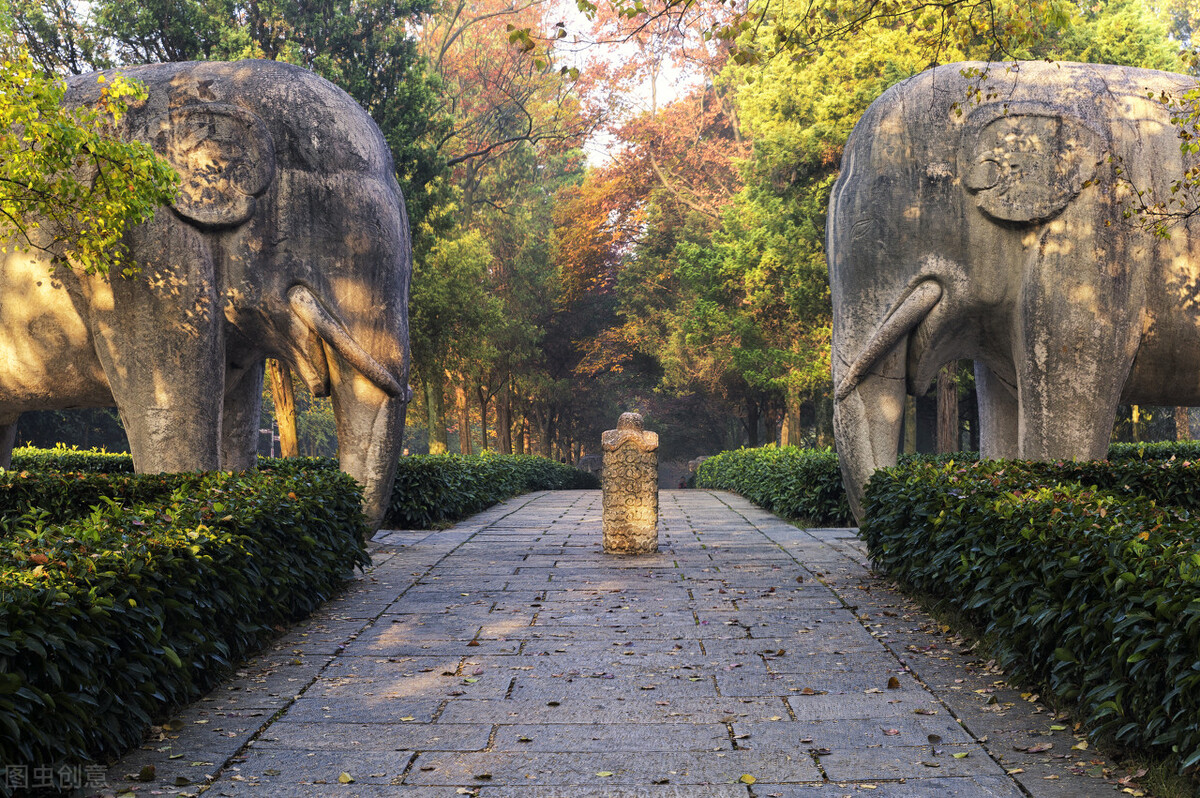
xmin=601 ymin=412 xmax=659 ymax=554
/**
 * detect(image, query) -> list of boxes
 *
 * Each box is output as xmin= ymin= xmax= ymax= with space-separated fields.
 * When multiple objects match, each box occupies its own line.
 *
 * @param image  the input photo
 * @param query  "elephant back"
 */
xmin=66 ymin=61 xmax=399 ymax=230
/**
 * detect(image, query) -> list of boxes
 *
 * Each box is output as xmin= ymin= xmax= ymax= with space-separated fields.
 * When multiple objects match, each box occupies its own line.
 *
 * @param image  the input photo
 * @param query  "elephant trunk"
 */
xmin=327 ymin=353 xmax=406 ymax=531
xmin=834 ymin=373 xmax=906 ymax=523
xmin=833 ymin=281 xmax=942 ymax=522
xmin=289 ymin=284 xmax=409 ymax=532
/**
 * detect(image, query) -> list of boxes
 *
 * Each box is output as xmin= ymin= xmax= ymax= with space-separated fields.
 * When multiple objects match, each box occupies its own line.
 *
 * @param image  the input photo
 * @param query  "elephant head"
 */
xmin=827 ymin=62 xmax=1189 ymax=522
xmin=59 ymin=60 xmax=412 ymax=529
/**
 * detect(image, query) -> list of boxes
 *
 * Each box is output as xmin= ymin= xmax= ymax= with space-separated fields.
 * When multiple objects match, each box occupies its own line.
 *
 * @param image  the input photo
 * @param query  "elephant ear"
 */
xmin=162 ymin=103 xmax=276 ymax=228
xmin=962 ymin=107 xmax=1107 ymax=224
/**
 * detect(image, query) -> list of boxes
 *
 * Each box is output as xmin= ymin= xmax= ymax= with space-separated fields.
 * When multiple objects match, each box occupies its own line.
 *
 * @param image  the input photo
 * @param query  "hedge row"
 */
xmin=8 ymin=447 xmax=338 ymax=476
xmin=694 ymin=442 xmax=1200 ymax=526
xmin=861 ymin=459 xmax=1200 ymax=775
xmin=694 ymin=447 xmax=853 ymax=525
xmin=693 ymin=446 xmax=978 ymax=526
xmin=10 ymin=446 xmax=135 ymax=473
xmin=0 ymin=468 xmax=368 ymax=792
xmin=387 ymin=453 xmax=599 ymax=528
xmin=9 ymin=448 xmax=597 ymax=530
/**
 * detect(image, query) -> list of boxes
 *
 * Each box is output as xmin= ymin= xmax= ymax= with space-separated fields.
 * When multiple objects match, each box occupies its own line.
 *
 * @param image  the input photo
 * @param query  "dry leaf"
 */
xmin=887 ymin=676 xmax=901 ymax=689
xmin=338 ymin=772 xmax=354 ymax=784
xmin=739 ymin=774 xmax=757 ymax=784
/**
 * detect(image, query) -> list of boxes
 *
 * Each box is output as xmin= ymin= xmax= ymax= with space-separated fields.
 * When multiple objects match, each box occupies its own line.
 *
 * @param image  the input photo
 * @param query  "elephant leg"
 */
xmin=975 ymin=362 xmax=1018 ymax=460
xmin=1014 ymin=234 xmax=1138 ymax=462
xmin=221 ymin=359 xmax=265 ymax=471
xmin=0 ymin=414 xmax=18 ymax=468
xmin=87 ymin=217 xmax=225 ymax=473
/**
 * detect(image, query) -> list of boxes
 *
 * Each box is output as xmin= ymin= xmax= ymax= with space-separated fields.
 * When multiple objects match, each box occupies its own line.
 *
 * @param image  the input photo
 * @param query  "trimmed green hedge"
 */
xmin=10 ymin=446 xmax=135 ymax=474
xmin=694 ymin=442 xmax=1200 ymax=527
xmin=0 ymin=468 xmax=368 ymax=792
xmin=694 ymin=446 xmax=980 ymax=526
xmin=8 ymin=447 xmax=598 ymax=531
xmin=695 ymin=447 xmax=853 ymax=525
xmin=387 ymin=453 xmax=599 ymax=529
xmin=1109 ymin=440 xmax=1200 ymax=462
xmin=862 ymin=459 xmax=1200 ymax=775
xmin=8 ymin=447 xmax=338 ymax=476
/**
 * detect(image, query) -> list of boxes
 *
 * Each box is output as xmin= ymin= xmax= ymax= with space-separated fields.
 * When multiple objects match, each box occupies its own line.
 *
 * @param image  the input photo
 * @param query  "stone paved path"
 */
xmin=95 ymin=490 xmax=1136 ymax=798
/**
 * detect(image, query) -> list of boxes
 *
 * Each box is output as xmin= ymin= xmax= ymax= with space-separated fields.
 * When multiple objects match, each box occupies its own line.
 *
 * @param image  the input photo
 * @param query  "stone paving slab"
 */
xmin=87 ymin=489 xmax=1150 ymax=797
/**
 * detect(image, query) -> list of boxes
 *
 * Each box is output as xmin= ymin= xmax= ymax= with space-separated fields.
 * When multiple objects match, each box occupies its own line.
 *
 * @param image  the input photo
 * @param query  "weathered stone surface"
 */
xmin=254 ymin=721 xmax=491 ymax=751
xmin=2 ymin=60 xmax=412 ymax=528
xmin=755 ymin=777 xmax=1025 ymax=797
xmin=827 ymin=60 xmax=1200 ymax=520
xmin=602 ymin=412 xmax=659 ymax=553
xmin=404 ymin=750 xmax=821 ymax=785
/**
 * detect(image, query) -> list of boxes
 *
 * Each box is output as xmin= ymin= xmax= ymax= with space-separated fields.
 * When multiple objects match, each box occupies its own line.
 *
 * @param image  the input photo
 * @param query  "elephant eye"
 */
xmin=851 ymin=217 xmax=877 ymax=241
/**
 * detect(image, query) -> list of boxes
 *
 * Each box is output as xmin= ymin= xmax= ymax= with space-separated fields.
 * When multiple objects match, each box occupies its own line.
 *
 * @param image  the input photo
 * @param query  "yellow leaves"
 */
xmin=338 ymin=772 xmax=354 ymax=784
xmin=738 ymin=774 xmax=757 ymax=784
xmin=0 ymin=46 xmax=179 ymax=277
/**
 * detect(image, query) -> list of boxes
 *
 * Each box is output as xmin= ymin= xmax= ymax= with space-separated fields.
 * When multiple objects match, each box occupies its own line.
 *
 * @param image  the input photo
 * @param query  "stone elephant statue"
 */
xmin=827 ymin=60 xmax=1200 ymax=521
xmin=0 ymin=60 xmax=412 ymax=529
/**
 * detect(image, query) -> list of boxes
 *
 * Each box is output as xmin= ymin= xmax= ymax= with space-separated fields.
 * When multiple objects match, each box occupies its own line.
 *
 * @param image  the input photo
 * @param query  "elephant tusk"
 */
xmin=288 ymin=285 xmax=405 ymax=398
xmin=835 ymin=280 xmax=943 ymax=402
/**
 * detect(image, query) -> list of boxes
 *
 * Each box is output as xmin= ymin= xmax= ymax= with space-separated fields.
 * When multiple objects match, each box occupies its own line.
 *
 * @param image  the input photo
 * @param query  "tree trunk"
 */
xmin=1177 ymin=406 xmax=1192 ymax=441
xmin=540 ymin=411 xmax=553 ymax=457
xmin=514 ymin=412 xmax=525 ymax=454
xmin=1131 ymin=404 xmax=1142 ymax=443
xmin=267 ymin=358 xmax=298 ymax=458
xmin=782 ymin=394 xmax=803 ymax=448
xmin=745 ymin=398 xmax=760 ymax=447
xmin=456 ymin=380 xmax=472 ymax=455
xmin=476 ymin=382 xmax=490 ymax=451
xmin=764 ymin=407 xmax=779 ymax=447
xmin=903 ymin=395 xmax=917 ymax=455
xmin=816 ymin=394 xmax=834 ymax=448
xmin=936 ymin=363 xmax=959 ymax=454
xmin=425 ymin=372 xmax=448 ymax=454
xmin=497 ymin=380 xmax=512 ymax=454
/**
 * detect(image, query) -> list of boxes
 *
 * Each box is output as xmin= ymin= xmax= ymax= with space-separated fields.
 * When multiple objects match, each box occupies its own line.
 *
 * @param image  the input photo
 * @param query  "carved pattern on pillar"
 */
xmin=601 ymin=412 xmax=659 ymax=555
